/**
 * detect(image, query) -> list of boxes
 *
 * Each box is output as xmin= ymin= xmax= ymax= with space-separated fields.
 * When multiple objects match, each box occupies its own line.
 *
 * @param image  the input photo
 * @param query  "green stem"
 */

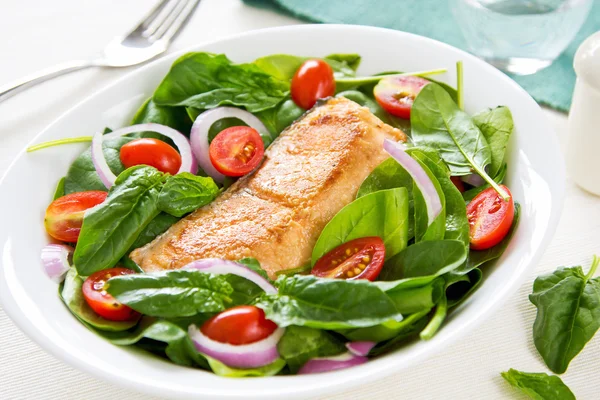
xmin=456 ymin=61 xmax=464 ymax=110
xmin=585 ymin=255 xmax=600 ymax=282
xmin=27 ymin=136 xmax=93 ymax=152
xmin=473 ymin=165 xmax=510 ymax=201
xmin=335 ymin=68 xmax=448 ymax=85
xmin=420 ymin=295 xmax=448 ymax=340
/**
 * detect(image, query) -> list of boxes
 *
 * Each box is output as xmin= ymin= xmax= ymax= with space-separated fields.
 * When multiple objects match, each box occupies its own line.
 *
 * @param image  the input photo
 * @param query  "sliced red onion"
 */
xmin=461 ymin=173 xmax=485 ymax=187
xmin=383 ymin=139 xmax=443 ymax=225
xmin=41 ymin=244 xmax=73 ymax=283
xmin=183 ymin=258 xmax=276 ymax=294
xmin=345 ymin=341 xmax=376 ymax=356
xmin=298 ymin=352 xmax=368 ymax=374
xmin=92 ymin=123 xmax=197 ymax=188
xmin=190 ymin=107 xmax=269 ymax=184
xmin=188 ymin=324 xmax=284 ymax=369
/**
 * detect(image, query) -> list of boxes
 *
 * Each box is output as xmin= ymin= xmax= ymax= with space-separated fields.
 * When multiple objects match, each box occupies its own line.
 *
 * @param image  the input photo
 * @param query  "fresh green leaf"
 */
xmin=412 ymin=158 xmax=446 ymax=242
xmin=107 ymin=269 xmax=234 ymax=318
xmin=158 ymin=173 xmax=219 ymax=217
xmin=529 ymin=255 xmax=600 ymax=374
xmin=341 ymin=308 xmax=430 ymax=343
xmin=336 ymin=90 xmax=404 ymax=129
xmin=385 ymin=279 xmax=444 ymax=314
xmin=473 ymin=106 xmax=513 ymax=178
xmin=64 ymin=137 xmax=132 ymax=194
xmin=254 ymin=97 xmax=305 ymax=137
xmin=127 ymin=212 xmax=180 ymax=253
xmin=252 ymin=53 xmax=361 ymax=82
xmin=237 ymin=257 xmax=272 ymax=282
xmin=205 ymin=356 xmax=286 ymax=377
xmin=311 ymin=188 xmax=409 ymax=264
xmin=419 ymin=294 xmax=447 ymax=340
xmin=501 ymin=369 xmax=576 ymax=400
xmin=153 ymin=52 xmax=289 ymax=113
xmin=462 ymin=162 xmax=508 ymax=202
xmin=256 ymin=275 xmax=403 ymax=329
xmin=277 ymin=326 xmax=345 ymax=373
xmin=446 ymin=268 xmax=482 ymax=307
xmin=324 ymin=53 xmax=362 ymax=71
xmin=59 ymin=268 xmax=138 ymax=331
xmin=367 ymin=311 xmax=430 ymax=354
xmin=53 ymin=177 xmax=65 ymax=200
xmin=131 ymin=98 xmax=193 ymax=137
xmin=120 ymin=256 xmax=144 ymax=273
xmin=74 ymin=166 xmax=165 ymax=275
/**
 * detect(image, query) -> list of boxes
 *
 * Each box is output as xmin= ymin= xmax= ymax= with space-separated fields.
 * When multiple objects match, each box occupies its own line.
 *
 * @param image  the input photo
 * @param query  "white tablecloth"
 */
xmin=1 ymin=0 xmax=599 ymax=398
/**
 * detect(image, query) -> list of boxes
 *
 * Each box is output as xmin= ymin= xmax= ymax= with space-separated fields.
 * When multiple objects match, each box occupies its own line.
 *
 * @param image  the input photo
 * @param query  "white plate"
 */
xmin=0 ymin=25 xmax=564 ymax=399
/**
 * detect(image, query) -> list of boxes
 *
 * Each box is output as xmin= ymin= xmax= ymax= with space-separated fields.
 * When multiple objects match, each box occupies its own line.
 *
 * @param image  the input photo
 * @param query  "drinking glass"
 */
xmin=450 ymin=0 xmax=593 ymax=75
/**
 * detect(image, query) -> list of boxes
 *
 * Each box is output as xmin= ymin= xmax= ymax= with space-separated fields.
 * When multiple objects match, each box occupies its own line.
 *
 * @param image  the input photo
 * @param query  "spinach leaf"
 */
xmin=254 ymin=97 xmax=305 ymax=137
xmin=385 ymin=279 xmax=444 ymax=314
xmin=253 ymin=53 xmax=360 ymax=82
xmin=380 ymin=240 xmax=467 ymax=281
xmin=336 ymin=90 xmax=400 ymax=127
xmin=473 ymin=106 xmax=513 ymax=178
xmin=277 ymin=326 xmax=345 ymax=373
xmin=446 ymin=268 xmax=482 ymax=307
xmin=237 ymin=257 xmax=272 ymax=282
xmin=153 ymin=52 xmax=289 ymax=113
xmin=323 ymin=53 xmax=362 ymax=72
xmin=311 ymin=188 xmax=409 ymax=264
xmin=107 ymin=269 xmax=234 ymax=318
xmin=367 ymin=311 xmax=430 ymax=354
xmin=158 ymin=173 xmax=219 ymax=217
xmin=411 ymin=83 xmax=506 ymax=198
xmin=53 ymin=177 xmax=65 ymax=200
xmin=529 ymin=256 xmax=600 ymax=374
xmin=126 ymin=212 xmax=180 ymax=253
xmin=73 ymin=166 xmax=165 ymax=275
xmin=63 ymin=137 xmax=131 ymax=194
xmin=205 ymin=356 xmax=286 ymax=377
xmin=131 ymin=98 xmax=193 ymax=137
xmin=341 ymin=308 xmax=430 ymax=342
xmin=412 ymin=158 xmax=446 ymax=242
xmin=59 ymin=268 xmax=138 ymax=331
xmin=256 ymin=275 xmax=403 ymax=329
xmin=462 ymin=162 xmax=507 ymax=202
xmin=501 ymin=369 xmax=576 ymax=400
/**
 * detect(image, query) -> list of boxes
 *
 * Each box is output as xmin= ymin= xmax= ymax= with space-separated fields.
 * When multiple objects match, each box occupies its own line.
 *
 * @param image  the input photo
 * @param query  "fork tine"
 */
xmin=151 ymin=0 xmax=201 ymax=43
xmin=126 ymin=0 xmax=174 ymax=37
xmin=143 ymin=0 xmax=182 ymax=38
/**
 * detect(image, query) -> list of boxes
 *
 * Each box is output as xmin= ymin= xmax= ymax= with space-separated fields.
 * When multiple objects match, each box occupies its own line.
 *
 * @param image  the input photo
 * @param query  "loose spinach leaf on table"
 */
xmin=107 ymin=269 xmax=234 ymax=318
xmin=74 ymin=166 xmax=165 ymax=276
xmin=529 ymin=255 xmax=600 ymax=374
xmin=277 ymin=326 xmax=345 ymax=373
xmin=126 ymin=212 xmax=180 ymax=253
xmin=158 ymin=173 xmax=219 ymax=217
xmin=473 ymin=106 xmax=513 ymax=178
xmin=311 ymin=188 xmax=409 ymax=264
xmin=131 ymin=98 xmax=193 ymax=137
xmin=255 ymin=275 xmax=403 ymax=330
xmin=501 ymin=369 xmax=576 ymax=400
xmin=153 ymin=52 xmax=289 ymax=113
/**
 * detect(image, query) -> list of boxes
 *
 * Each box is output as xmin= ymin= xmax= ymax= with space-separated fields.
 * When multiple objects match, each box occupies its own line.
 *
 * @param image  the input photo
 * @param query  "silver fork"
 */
xmin=0 ymin=0 xmax=200 ymax=103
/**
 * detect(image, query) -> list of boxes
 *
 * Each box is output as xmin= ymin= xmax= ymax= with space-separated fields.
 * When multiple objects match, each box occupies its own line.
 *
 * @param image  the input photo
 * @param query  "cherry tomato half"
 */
xmin=374 ymin=75 xmax=430 ymax=119
xmin=201 ymin=305 xmax=278 ymax=345
xmin=291 ymin=59 xmax=336 ymax=110
xmin=312 ymin=237 xmax=385 ymax=281
xmin=209 ymin=126 xmax=265 ymax=177
xmin=450 ymin=176 xmax=465 ymax=193
xmin=44 ymin=191 xmax=108 ymax=242
xmin=467 ymin=185 xmax=515 ymax=250
xmin=82 ymin=267 xmax=140 ymax=321
xmin=120 ymin=138 xmax=181 ymax=175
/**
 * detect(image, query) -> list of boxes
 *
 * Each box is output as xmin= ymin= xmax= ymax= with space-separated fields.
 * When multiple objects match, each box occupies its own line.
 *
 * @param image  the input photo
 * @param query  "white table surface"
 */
xmin=1 ymin=0 xmax=599 ymax=399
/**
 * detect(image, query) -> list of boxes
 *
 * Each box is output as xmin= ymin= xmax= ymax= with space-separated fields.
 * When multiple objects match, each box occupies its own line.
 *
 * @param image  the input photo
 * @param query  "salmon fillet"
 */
xmin=130 ymin=97 xmax=407 ymax=278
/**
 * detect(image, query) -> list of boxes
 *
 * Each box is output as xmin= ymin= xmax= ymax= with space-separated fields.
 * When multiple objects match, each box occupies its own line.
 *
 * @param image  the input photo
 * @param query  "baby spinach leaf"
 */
xmin=158 ymin=173 xmax=219 ymax=217
xmin=59 ymin=268 xmax=138 ymax=331
xmin=205 ymin=356 xmax=286 ymax=377
xmin=323 ymin=53 xmax=362 ymax=72
xmin=254 ymin=97 xmax=305 ymax=137
xmin=341 ymin=308 xmax=430 ymax=343
xmin=336 ymin=90 xmax=401 ymax=127
xmin=153 ymin=52 xmax=289 ymax=113
xmin=501 ymin=369 xmax=576 ymax=400
xmin=462 ymin=162 xmax=508 ymax=202
xmin=237 ymin=257 xmax=272 ymax=282
xmin=74 ymin=166 xmax=165 ymax=276
xmin=131 ymin=98 xmax=193 ymax=137
xmin=52 ymin=177 xmax=65 ymax=200
xmin=446 ymin=268 xmax=482 ymax=307
xmin=412 ymin=158 xmax=446 ymax=242
xmin=253 ymin=53 xmax=360 ymax=82
xmin=255 ymin=275 xmax=403 ymax=329
xmin=127 ymin=212 xmax=180 ymax=253
xmin=367 ymin=311 xmax=430 ymax=354
xmin=380 ymin=240 xmax=467 ymax=281
xmin=529 ymin=256 xmax=600 ymax=374
xmin=311 ymin=188 xmax=409 ymax=264
xmin=473 ymin=106 xmax=513 ymax=178
xmin=107 ymin=269 xmax=234 ymax=318
xmin=63 ymin=137 xmax=131 ymax=194
xmin=277 ymin=326 xmax=345 ymax=373
xmin=385 ymin=279 xmax=444 ymax=314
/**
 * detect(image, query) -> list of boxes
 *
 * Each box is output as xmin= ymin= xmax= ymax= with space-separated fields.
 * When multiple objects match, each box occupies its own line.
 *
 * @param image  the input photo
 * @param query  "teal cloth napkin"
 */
xmin=244 ymin=0 xmax=600 ymax=112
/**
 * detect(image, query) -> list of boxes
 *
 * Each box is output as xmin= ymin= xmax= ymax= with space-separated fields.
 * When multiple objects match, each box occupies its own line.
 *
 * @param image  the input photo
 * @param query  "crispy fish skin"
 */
xmin=130 ymin=97 xmax=406 ymax=278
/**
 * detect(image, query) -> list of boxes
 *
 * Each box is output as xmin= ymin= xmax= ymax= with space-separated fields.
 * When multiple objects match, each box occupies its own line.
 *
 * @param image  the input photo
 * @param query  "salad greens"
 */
xmin=501 ymin=369 xmax=576 ymax=400
xmin=472 ymin=106 xmax=514 ymax=179
xmin=157 ymin=173 xmax=219 ymax=217
xmin=277 ymin=326 xmax=345 ymax=373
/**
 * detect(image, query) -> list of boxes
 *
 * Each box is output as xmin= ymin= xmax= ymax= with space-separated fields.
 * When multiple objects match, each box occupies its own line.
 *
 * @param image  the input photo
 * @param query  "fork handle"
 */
xmin=0 ymin=60 xmax=96 ymax=103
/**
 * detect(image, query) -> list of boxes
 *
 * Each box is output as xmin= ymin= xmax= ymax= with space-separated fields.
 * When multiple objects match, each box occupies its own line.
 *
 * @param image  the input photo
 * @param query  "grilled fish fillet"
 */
xmin=130 ymin=97 xmax=407 ymax=278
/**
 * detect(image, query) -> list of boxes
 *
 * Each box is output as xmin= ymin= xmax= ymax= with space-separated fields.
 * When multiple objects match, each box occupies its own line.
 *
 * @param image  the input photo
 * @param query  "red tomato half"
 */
xmin=44 ymin=191 xmax=108 ymax=242
xmin=209 ymin=126 xmax=265 ymax=177
xmin=82 ymin=267 xmax=140 ymax=321
xmin=201 ymin=305 xmax=278 ymax=345
xmin=467 ymin=185 xmax=515 ymax=250
xmin=120 ymin=138 xmax=182 ymax=175
xmin=374 ymin=75 xmax=430 ymax=119
xmin=291 ymin=59 xmax=336 ymax=110
xmin=312 ymin=237 xmax=385 ymax=281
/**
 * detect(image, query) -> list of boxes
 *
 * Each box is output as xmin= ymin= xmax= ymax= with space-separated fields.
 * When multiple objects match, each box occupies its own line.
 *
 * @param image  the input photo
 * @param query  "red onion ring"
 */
xmin=91 ymin=123 xmax=198 ymax=188
xmin=298 ymin=352 xmax=368 ymax=374
xmin=41 ymin=244 xmax=73 ymax=283
xmin=345 ymin=341 xmax=376 ymax=356
xmin=188 ymin=324 xmax=284 ymax=369
xmin=183 ymin=258 xmax=276 ymax=294
xmin=190 ymin=107 xmax=269 ymax=184
xmin=383 ymin=139 xmax=443 ymax=225
xmin=461 ymin=173 xmax=486 ymax=187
